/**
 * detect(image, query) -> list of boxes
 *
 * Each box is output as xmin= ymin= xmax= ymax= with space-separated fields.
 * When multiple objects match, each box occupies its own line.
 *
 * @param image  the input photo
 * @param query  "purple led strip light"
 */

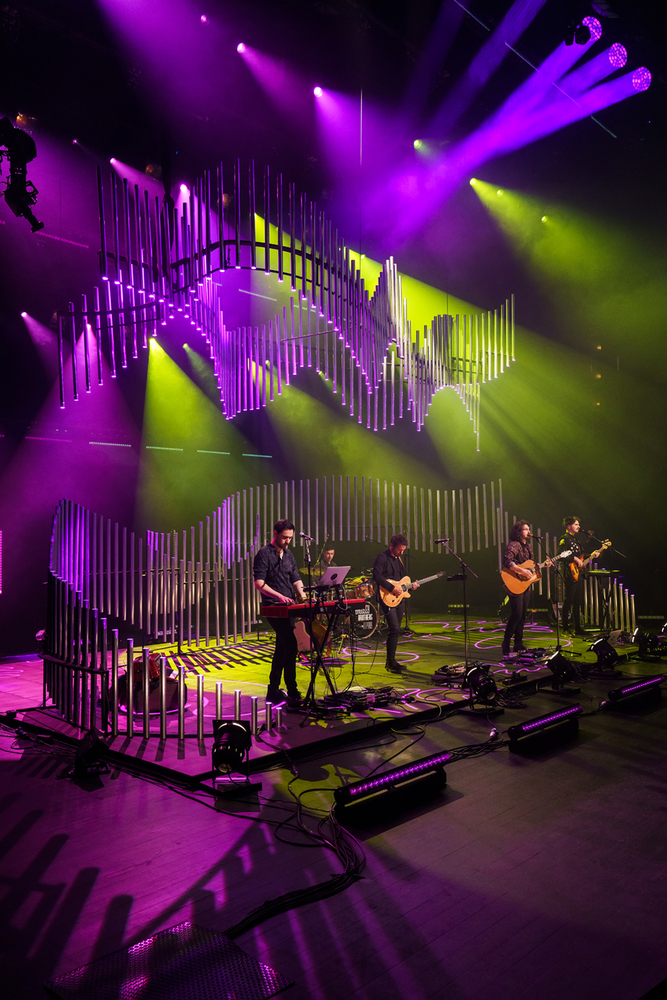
xmin=518 ymin=704 xmax=583 ymax=734
xmin=348 ymin=752 xmax=450 ymax=798
xmin=619 ymin=676 xmax=664 ymax=696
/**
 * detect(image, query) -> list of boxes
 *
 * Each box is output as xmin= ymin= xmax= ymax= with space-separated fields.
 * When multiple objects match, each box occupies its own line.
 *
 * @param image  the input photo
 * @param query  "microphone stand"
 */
xmin=437 ymin=540 xmax=478 ymax=668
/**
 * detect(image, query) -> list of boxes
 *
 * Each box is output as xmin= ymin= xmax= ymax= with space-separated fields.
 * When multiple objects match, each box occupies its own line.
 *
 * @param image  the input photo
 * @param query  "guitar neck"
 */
xmin=414 ymin=573 xmax=442 ymax=587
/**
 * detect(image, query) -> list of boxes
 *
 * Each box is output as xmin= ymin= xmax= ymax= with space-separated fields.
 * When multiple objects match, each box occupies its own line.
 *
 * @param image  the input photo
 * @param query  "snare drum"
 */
xmin=355 ymin=580 xmax=374 ymax=600
xmin=350 ymin=600 xmax=378 ymax=639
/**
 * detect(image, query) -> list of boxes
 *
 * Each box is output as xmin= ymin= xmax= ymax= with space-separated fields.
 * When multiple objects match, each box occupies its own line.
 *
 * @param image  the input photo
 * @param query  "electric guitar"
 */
xmin=379 ymin=571 xmax=445 ymax=608
xmin=569 ymin=540 xmax=611 ymax=581
xmin=501 ymin=552 xmax=572 ymax=595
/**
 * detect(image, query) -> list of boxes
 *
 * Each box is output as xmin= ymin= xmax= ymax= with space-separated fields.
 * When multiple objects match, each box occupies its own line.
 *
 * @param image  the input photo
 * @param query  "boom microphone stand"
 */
xmin=436 ymin=539 xmax=479 ymax=668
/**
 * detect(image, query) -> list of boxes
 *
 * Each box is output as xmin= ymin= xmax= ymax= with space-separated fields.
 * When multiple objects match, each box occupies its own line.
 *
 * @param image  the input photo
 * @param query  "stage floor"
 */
xmin=1 ymin=617 xmax=667 ymax=1000
xmin=4 ymin=615 xmax=643 ymax=773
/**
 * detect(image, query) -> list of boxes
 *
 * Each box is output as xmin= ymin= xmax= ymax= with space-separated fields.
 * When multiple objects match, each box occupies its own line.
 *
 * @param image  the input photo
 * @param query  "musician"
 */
xmin=502 ymin=520 xmax=537 ymax=657
xmin=373 ymin=534 xmax=419 ymax=673
xmin=559 ymin=516 xmax=585 ymax=635
xmin=253 ymin=519 xmax=307 ymax=707
xmin=314 ymin=543 xmax=336 ymax=581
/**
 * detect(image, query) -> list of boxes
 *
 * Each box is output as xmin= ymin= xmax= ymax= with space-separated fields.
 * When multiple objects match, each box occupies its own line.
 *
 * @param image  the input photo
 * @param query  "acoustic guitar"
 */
xmin=379 ymin=571 xmax=445 ymax=608
xmin=569 ymin=540 xmax=611 ymax=581
xmin=501 ymin=551 xmax=572 ymax=595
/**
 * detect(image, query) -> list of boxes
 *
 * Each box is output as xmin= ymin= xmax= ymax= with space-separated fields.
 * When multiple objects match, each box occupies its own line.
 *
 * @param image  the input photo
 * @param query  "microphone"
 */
xmin=529 ymin=534 xmax=544 ymax=540
xmin=299 ymin=532 xmax=314 ymax=541
xmin=435 ymin=538 xmax=449 ymax=544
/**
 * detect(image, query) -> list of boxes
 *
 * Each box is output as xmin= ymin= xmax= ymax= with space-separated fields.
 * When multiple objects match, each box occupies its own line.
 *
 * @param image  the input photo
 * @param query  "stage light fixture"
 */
xmin=632 ymin=68 xmax=651 ymax=92
xmin=200 ymin=15 xmax=209 ymax=25
xmin=469 ymin=178 xmax=477 ymax=185
xmin=546 ymin=651 xmax=577 ymax=688
xmin=541 ymin=215 xmax=548 ymax=222
xmin=313 ymin=86 xmax=323 ymax=97
xmin=631 ymin=628 xmax=665 ymax=660
xmin=334 ymin=751 xmax=450 ymax=807
xmin=0 ymin=116 xmax=44 ymax=232
xmin=212 ymin=719 xmax=252 ymax=773
xmin=508 ymin=705 xmax=583 ymax=752
xmin=608 ymin=43 xmax=627 ymax=69
xmin=463 ymin=662 xmax=498 ymax=702
xmin=180 ymin=183 xmax=189 ymax=195
xmin=590 ymin=636 xmax=623 ymax=669
xmin=496 ymin=189 xmax=503 ymax=195
xmin=237 ymin=42 xmax=246 ymax=54
xmin=583 ymin=16 xmax=603 ymax=41
xmin=413 ymin=139 xmax=423 ymax=149
xmin=603 ymin=675 xmax=664 ymax=709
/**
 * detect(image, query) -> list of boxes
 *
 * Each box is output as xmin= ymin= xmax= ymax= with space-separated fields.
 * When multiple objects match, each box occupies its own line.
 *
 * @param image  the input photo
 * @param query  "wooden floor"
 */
xmin=1 ymin=619 xmax=666 ymax=1000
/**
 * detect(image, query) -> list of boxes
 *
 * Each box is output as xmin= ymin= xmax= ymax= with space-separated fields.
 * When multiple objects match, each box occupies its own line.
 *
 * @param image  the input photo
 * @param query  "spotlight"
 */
xmin=313 ymin=86 xmax=323 ymax=97
xmin=180 ymin=183 xmax=189 ymax=195
xmin=632 ymin=627 xmax=665 ymax=661
xmin=0 ymin=117 xmax=44 ymax=232
xmin=582 ymin=15 xmax=603 ymax=42
xmin=603 ymin=675 xmax=664 ymax=710
xmin=469 ymin=178 xmax=477 ymax=186
xmin=508 ymin=705 xmax=583 ymax=753
xmin=546 ymin=651 xmax=577 ymax=689
xmin=608 ymin=43 xmax=627 ymax=69
xmin=541 ymin=215 xmax=548 ymax=222
xmin=496 ymin=189 xmax=503 ymax=195
xmin=211 ymin=720 xmax=252 ymax=773
xmin=462 ymin=662 xmax=498 ymax=703
xmin=200 ymin=14 xmax=209 ymax=25
xmin=590 ymin=636 xmax=625 ymax=669
xmin=20 ymin=311 xmax=27 ymax=317
xmin=237 ymin=42 xmax=246 ymax=53
xmin=632 ymin=68 xmax=651 ymax=92
xmin=413 ymin=139 xmax=423 ymax=149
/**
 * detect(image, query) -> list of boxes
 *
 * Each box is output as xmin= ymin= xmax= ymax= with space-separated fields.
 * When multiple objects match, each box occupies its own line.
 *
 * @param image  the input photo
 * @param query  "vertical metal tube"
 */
xmin=126 ymin=637 xmax=134 ymax=737
xmin=178 ymin=665 xmax=186 ymax=739
xmin=275 ymin=706 xmax=283 ymax=728
xmin=215 ymin=680 xmax=222 ymax=721
xmin=197 ymin=674 xmax=205 ymax=741
xmin=111 ymin=628 xmax=119 ymax=738
xmin=250 ymin=695 xmax=258 ymax=737
xmin=143 ymin=646 xmax=151 ymax=739
xmin=160 ymin=655 xmax=167 ymax=740
xmin=100 ymin=617 xmax=108 ymax=735
xmin=265 ymin=701 xmax=273 ymax=735
xmin=234 ymin=689 xmax=241 ymax=721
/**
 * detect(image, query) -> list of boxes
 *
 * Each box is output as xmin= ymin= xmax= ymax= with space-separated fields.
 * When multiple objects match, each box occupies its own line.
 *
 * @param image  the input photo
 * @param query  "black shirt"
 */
xmin=373 ymin=549 xmax=406 ymax=606
xmin=253 ymin=544 xmax=301 ymax=606
xmin=558 ymin=532 xmax=583 ymax=561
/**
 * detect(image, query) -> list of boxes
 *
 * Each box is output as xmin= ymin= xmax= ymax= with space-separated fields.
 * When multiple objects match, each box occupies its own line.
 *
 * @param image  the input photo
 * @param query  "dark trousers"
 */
xmin=383 ymin=602 xmax=404 ymax=664
xmin=503 ymin=589 xmax=530 ymax=650
xmin=562 ymin=574 xmax=584 ymax=629
xmin=268 ymin=617 xmax=299 ymax=696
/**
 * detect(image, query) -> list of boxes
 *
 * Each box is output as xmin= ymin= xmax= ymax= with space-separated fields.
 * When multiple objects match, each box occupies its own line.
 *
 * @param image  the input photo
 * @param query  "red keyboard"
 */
xmin=261 ymin=598 xmax=367 ymax=619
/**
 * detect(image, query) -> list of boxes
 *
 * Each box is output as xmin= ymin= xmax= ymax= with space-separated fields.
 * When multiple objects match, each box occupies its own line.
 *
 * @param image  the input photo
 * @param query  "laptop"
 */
xmin=315 ymin=565 xmax=351 ymax=589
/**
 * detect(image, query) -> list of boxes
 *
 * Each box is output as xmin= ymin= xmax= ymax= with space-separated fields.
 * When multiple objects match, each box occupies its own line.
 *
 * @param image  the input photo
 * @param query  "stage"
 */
xmin=2 ymin=615 xmax=667 ymax=1000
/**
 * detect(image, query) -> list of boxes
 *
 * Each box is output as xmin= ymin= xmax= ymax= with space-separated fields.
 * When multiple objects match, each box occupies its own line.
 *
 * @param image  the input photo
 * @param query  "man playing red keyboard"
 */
xmin=253 ymin=519 xmax=307 ymax=708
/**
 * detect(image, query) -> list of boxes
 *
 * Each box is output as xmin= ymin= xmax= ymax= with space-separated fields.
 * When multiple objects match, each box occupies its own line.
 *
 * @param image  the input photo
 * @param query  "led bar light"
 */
xmin=606 ymin=675 xmax=664 ymax=707
xmin=334 ymin=751 xmax=450 ymax=807
xmin=508 ymin=704 xmax=583 ymax=752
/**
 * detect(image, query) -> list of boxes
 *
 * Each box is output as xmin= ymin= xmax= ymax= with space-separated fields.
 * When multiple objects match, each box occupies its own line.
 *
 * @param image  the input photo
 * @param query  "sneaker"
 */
xmin=385 ymin=661 xmax=403 ymax=673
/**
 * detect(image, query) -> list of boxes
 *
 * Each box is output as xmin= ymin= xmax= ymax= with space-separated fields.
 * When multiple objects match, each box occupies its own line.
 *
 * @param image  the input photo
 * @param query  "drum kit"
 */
xmin=297 ymin=569 xmax=381 ymax=645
